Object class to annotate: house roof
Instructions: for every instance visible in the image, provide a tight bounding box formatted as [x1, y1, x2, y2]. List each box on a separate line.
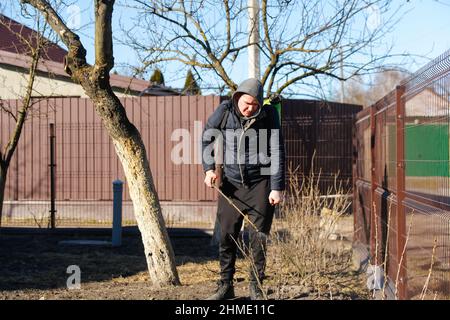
[0, 14, 149, 94]
[140, 84, 181, 96]
[0, 49, 149, 94]
[0, 14, 67, 63]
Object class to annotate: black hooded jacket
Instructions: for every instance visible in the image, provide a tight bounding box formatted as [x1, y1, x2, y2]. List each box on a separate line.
[201, 80, 286, 191]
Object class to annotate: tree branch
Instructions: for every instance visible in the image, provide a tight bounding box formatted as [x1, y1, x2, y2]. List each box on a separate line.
[276, 71, 316, 95]
[142, 56, 214, 69]
[94, 0, 115, 81]
[20, 0, 89, 77]
[218, 0, 231, 63]
[261, 0, 273, 55]
[0, 101, 17, 122]
[3, 40, 41, 165]
[126, 0, 403, 95]
[132, 0, 238, 90]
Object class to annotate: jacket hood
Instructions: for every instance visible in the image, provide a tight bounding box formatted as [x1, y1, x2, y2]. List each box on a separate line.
[232, 78, 264, 120]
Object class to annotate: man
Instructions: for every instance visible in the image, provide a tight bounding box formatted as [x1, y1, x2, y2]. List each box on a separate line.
[201, 78, 286, 300]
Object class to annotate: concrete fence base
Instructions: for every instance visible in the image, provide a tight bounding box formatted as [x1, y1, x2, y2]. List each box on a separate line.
[1, 200, 217, 229]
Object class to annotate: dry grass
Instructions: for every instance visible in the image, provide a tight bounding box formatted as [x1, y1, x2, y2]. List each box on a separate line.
[225, 166, 368, 300]
[267, 168, 366, 299]
[0, 166, 369, 300]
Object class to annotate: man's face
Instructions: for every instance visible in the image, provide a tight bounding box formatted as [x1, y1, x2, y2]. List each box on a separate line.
[237, 94, 260, 117]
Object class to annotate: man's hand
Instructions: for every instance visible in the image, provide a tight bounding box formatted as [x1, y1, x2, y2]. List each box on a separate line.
[268, 190, 283, 206]
[204, 170, 217, 188]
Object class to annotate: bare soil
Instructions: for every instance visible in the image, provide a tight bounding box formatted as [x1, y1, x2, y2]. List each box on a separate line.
[0, 230, 369, 300]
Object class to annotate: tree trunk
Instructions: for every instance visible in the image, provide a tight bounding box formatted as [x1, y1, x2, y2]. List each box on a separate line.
[0, 164, 7, 228]
[21, 0, 181, 286]
[93, 94, 180, 286]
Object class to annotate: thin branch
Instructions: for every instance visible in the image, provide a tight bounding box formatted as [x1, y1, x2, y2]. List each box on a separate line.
[0, 101, 17, 122]
[20, 0, 89, 76]
[219, 0, 231, 62]
[124, 0, 405, 95]
[136, 0, 237, 89]
[261, 0, 273, 55]
[143, 56, 213, 69]
[4, 33, 42, 165]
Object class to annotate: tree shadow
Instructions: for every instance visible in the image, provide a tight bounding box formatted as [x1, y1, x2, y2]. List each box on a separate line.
[0, 227, 217, 292]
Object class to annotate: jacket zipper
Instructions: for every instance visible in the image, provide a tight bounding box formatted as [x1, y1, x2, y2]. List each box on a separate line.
[237, 118, 257, 186]
[237, 121, 245, 185]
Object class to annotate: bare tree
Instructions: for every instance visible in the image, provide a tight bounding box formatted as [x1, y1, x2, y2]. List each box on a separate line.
[0, 11, 47, 227]
[338, 69, 410, 107]
[120, 0, 406, 96]
[18, 0, 180, 286]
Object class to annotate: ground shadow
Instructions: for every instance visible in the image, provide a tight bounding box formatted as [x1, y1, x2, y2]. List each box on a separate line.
[0, 227, 217, 292]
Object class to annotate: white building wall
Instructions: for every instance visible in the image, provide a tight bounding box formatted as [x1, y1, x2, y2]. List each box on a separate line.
[0, 65, 138, 99]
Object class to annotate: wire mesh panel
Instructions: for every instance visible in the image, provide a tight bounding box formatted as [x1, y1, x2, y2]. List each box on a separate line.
[283, 100, 362, 196]
[354, 49, 450, 299]
[401, 49, 450, 299]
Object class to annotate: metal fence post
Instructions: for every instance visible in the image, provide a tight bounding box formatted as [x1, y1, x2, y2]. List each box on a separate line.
[367, 102, 385, 291]
[370, 105, 377, 265]
[49, 123, 56, 229]
[352, 113, 358, 242]
[112, 180, 123, 247]
[395, 85, 407, 299]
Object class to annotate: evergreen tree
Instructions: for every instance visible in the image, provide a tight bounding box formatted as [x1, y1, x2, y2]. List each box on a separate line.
[150, 69, 165, 86]
[183, 70, 201, 95]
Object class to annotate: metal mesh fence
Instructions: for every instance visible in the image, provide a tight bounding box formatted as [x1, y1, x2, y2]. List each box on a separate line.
[354, 49, 450, 299]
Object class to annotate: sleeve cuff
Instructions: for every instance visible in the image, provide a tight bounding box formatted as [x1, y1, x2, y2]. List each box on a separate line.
[203, 164, 215, 174]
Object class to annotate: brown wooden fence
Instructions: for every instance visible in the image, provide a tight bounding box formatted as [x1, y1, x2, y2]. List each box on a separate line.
[353, 49, 450, 299]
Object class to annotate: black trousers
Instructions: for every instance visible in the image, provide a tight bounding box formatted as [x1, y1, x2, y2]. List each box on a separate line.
[217, 176, 275, 282]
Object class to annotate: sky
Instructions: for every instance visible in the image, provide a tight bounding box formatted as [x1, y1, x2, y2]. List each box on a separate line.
[2, 0, 450, 97]
[390, 0, 450, 66]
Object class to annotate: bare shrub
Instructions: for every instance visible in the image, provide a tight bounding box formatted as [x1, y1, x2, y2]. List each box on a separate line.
[225, 163, 364, 300]
[266, 165, 355, 299]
